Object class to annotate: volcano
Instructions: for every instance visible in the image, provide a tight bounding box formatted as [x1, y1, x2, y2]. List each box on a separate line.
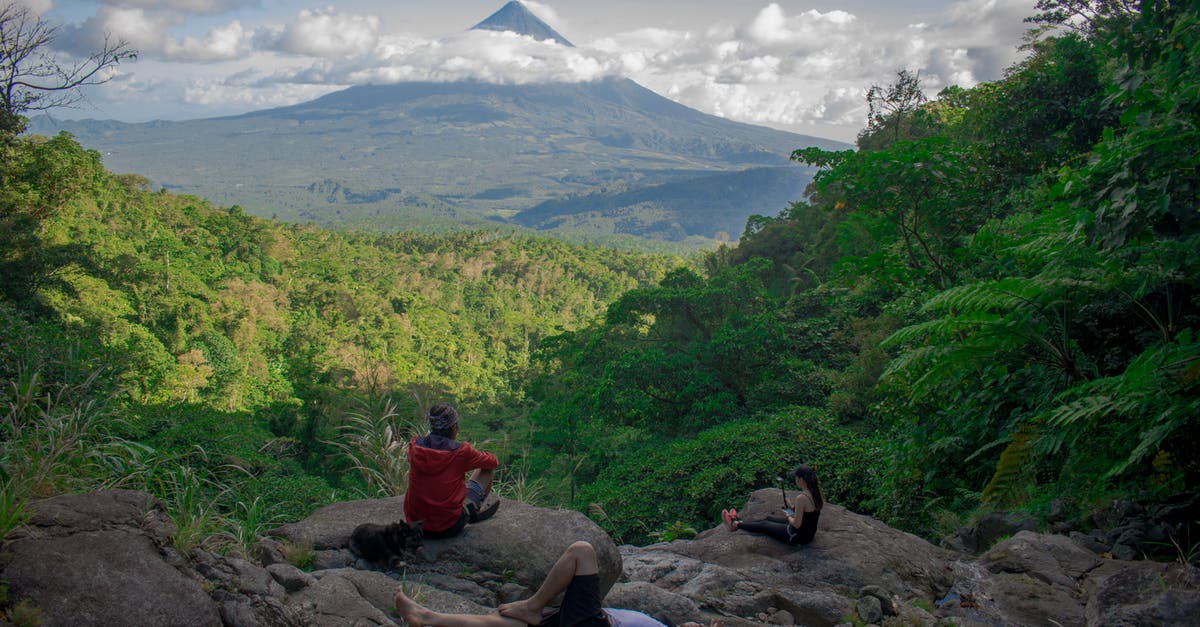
[29, 3, 846, 247]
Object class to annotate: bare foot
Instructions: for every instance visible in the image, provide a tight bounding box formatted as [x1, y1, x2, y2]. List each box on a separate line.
[497, 599, 544, 625]
[394, 586, 432, 626]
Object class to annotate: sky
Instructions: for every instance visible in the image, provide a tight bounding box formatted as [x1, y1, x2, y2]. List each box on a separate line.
[26, 0, 1040, 142]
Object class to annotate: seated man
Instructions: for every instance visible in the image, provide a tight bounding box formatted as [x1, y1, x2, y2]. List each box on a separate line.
[404, 403, 500, 539]
[395, 541, 714, 626]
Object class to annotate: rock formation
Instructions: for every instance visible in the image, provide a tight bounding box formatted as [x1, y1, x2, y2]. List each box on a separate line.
[1, 487, 1198, 626]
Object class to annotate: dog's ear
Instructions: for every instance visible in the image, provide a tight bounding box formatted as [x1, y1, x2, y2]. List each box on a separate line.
[410, 519, 424, 531]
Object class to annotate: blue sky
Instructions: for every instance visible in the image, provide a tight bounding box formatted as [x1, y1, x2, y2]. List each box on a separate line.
[28, 0, 1039, 142]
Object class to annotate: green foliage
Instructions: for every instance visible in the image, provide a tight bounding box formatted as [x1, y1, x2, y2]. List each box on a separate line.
[579, 408, 882, 545]
[327, 396, 420, 498]
[649, 520, 697, 543]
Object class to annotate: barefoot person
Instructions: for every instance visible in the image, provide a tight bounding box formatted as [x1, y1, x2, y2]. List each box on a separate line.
[395, 541, 714, 626]
[721, 464, 823, 546]
[405, 403, 500, 539]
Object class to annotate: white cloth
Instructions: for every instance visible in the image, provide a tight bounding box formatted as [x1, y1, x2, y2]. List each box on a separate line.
[604, 608, 668, 627]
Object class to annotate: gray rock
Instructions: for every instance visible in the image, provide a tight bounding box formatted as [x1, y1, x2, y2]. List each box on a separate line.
[1085, 560, 1200, 625]
[286, 570, 399, 626]
[1092, 500, 1144, 528]
[605, 581, 702, 620]
[856, 595, 883, 624]
[406, 572, 494, 607]
[312, 548, 355, 570]
[1069, 530, 1110, 554]
[194, 551, 285, 598]
[497, 582, 527, 603]
[5, 487, 1193, 627]
[267, 563, 317, 592]
[982, 531, 1100, 588]
[270, 496, 406, 550]
[0, 491, 220, 627]
[1110, 542, 1138, 561]
[775, 588, 855, 627]
[420, 499, 622, 597]
[272, 496, 621, 599]
[680, 489, 960, 600]
[858, 585, 894, 615]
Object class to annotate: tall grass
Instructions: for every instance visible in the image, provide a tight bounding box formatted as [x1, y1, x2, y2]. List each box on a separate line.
[0, 361, 146, 538]
[327, 396, 420, 498]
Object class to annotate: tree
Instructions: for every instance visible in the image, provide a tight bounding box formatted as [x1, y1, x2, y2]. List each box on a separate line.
[0, 3, 136, 138]
[858, 69, 929, 149]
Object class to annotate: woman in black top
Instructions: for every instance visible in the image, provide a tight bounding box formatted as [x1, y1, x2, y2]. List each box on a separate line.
[722, 464, 823, 545]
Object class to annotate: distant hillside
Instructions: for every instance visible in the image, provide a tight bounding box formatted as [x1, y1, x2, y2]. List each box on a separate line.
[30, 78, 845, 247]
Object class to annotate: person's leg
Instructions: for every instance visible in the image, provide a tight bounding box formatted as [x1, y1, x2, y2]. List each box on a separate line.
[498, 541, 599, 624]
[736, 518, 794, 544]
[394, 587, 526, 627]
[470, 468, 495, 498]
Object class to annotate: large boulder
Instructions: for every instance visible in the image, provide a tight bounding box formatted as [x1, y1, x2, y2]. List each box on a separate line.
[270, 495, 406, 550]
[1084, 559, 1200, 625]
[0, 490, 220, 627]
[270, 495, 622, 599]
[674, 489, 962, 600]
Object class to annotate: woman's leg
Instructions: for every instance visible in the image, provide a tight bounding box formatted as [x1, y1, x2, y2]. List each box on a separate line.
[736, 518, 794, 544]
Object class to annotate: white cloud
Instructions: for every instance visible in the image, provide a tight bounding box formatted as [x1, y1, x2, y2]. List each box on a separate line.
[164, 20, 250, 61]
[57, 0, 1037, 142]
[17, 0, 54, 15]
[61, 6, 174, 56]
[101, 0, 257, 16]
[274, 8, 381, 58]
[183, 77, 340, 108]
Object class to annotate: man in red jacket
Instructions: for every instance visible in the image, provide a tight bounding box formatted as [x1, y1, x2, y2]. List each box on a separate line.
[404, 403, 500, 538]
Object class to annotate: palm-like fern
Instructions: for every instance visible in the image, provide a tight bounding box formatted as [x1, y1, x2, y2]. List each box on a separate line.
[1045, 331, 1200, 478]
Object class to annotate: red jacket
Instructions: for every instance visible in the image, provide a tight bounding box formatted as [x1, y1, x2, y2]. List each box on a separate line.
[404, 437, 498, 532]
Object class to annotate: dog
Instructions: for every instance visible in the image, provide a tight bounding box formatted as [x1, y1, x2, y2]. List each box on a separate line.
[347, 520, 424, 569]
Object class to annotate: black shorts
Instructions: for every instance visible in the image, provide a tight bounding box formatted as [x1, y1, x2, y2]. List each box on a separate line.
[539, 574, 608, 627]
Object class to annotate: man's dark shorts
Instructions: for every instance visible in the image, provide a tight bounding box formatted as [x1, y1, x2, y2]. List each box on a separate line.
[539, 574, 608, 627]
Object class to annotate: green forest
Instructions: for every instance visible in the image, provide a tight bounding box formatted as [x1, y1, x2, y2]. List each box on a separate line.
[2, 0, 1197, 557]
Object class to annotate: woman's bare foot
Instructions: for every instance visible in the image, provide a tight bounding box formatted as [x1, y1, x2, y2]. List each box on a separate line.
[395, 586, 433, 626]
[497, 599, 544, 625]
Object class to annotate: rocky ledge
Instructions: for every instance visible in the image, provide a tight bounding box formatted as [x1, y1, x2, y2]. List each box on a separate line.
[1, 488, 1197, 626]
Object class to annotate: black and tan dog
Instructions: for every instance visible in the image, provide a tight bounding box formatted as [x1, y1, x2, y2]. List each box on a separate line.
[347, 520, 424, 569]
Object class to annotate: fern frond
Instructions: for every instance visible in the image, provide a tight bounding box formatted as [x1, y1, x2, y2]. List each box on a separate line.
[981, 427, 1034, 507]
[1109, 417, 1185, 478]
[881, 345, 945, 381]
[921, 276, 1096, 314]
[881, 311, 1004, 348]
[1046, 395, 1115, 427]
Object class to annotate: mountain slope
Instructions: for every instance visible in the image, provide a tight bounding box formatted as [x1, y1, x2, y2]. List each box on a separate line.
[472, 1, 573, 46]
[31, 77, 843, 244]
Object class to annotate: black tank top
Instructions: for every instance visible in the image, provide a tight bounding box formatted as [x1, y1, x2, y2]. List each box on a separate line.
[793, 509, 820, 545]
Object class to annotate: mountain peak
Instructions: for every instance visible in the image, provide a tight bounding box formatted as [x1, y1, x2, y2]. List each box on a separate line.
[471, 1, 573, 47]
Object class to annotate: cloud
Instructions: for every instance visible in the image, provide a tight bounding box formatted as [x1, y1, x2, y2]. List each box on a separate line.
[164, 20, 250, 61]
[183, 76, 340, 109]
[273, 8, 381, 58]
[101, 0, 258, 16]
[60, 6, 174, 57]
[61, 0, 1037, 142]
